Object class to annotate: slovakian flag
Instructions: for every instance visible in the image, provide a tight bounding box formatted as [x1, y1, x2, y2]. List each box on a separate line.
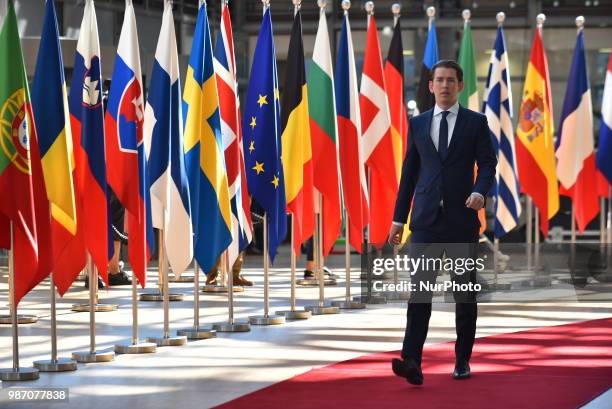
[335, 8, 369, 253]
[183, 3, 232, 273]
[416, 16, 438, 113]
[144, 0, 193, 276]
[281, 8, 314, 256]
[307, 6, 341, 257]
[214, 1, 253, 266]
[515, 25, 559, 236]
[556, 26, 599, 233]
[0, 0, 51, 304]
[104, 0, 151, 287]
[360, 13, 397, 247]
[483, 24, 521, 238]
[383, 14, 408, 224]
[31, 0, 75, 293]
[597, 52, 612, 186]
[243, 5, 287, 262]
[67, 0, 111, 284]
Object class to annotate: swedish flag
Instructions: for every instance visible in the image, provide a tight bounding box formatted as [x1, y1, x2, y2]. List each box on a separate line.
[183, 3, 232, 272]
[243, 6, 286, 262]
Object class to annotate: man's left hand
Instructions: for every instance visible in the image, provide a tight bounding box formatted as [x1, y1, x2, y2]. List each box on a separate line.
[465, 193, 485, 210]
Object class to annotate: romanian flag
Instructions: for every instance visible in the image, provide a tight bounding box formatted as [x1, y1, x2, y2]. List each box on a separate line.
[307, 6, 341, 257]
[105, 0, 151, 286]
[183, 3, 232, 273]
[360, 14, 397, 246]
[0, 0, 51, 304]
[281, 8, 314, 256]
[515, 26, 559, 236]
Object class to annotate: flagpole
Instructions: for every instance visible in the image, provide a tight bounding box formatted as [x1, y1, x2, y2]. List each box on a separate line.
[0, 222, 39, 380]
[250, 213, 286, 325]
[526, 197, 533, 272]
[214, 250, 251, 331]
[140, 238, 184, 301]
[178, 261, 217, 339]
[608, 187, 612, 243]
[332, 209, 366, 309]
[72, 254, 115, 362]
[147, 230, 187, 346]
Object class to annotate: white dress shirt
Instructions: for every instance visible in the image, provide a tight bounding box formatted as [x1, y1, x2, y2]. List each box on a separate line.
[430, 102, 460, 151]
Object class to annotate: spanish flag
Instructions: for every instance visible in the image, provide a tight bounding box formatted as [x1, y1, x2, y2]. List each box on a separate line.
[516, 27, 559, 235]
[281, 9, 314, 255]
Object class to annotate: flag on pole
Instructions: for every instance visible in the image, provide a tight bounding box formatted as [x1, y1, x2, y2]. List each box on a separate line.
[214, 1, 253, 266]
[31, 0, 77, 290]
[335, 9, 369, 252]
[515, 25, 559, 236]
[183, 3, 232, 273]
[307, 7, 341, 257]
[597, 52, 612, 184]
[281, 8, 314, 256]
[144, 0, 193, 275]
[457, 12, 487, 234]
[556, 25, 599, 232]
[105, 0, 151, 286]
[0, 0, 50, 304]
[360, 13, 397, 246]
[483, 24, 521, 238]
[416, 17, 438, 113]
[243, 6, 286, 262]
[67, 0, 111, 283]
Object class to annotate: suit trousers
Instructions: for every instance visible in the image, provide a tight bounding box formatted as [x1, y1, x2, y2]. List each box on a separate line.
[401, 207, 479, 365]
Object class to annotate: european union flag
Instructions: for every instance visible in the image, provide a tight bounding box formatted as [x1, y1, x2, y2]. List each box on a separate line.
[242, 7, 286, 262]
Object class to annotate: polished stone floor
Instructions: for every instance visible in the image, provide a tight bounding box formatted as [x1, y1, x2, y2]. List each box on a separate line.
[0, 245, 611, 409]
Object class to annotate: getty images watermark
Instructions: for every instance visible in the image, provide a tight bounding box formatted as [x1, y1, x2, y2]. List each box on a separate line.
[371, 254, 486, 293]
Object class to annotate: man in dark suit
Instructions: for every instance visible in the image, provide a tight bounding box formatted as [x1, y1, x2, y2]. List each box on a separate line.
[388, 60, 497, 385]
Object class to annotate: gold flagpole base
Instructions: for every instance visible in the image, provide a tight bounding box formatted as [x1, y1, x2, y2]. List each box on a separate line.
[0, 367, 39, 381]
[169, 275, 194, 283]
[71, 304, 118, 312]
[352, 295, 387, 305]
[138, 292, 184, 302]
[248, 314, 285, 325]
[176, 327, 217, 340]
[275, 309, 311, 320]
[331, 300, 366, 309]
[71, 350, 115, 363]
[146, 335, 187, 347]
[212, 321, 251, 332]
[304, 305, 340, 315]
[0, 314, 38, 325]
[201, 285, 244, 293]
[33, 357, 77, 372]
[114, 341, 157, 354]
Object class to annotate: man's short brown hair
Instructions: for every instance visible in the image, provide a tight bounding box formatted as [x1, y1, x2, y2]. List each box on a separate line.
[430, 60, 463, 82]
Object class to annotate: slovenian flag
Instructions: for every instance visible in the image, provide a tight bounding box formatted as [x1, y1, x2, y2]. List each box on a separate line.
[144, 0, 193, 275]
[556, 26, 599, 233]
[105, 0, 151, 286]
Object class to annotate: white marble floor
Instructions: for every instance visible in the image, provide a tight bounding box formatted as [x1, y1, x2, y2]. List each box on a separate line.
[0, 246, 611, 409]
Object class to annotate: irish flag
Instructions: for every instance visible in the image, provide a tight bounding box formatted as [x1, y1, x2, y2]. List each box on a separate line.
[307, 7, 341, 257]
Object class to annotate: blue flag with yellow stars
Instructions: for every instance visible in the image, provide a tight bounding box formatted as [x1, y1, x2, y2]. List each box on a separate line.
[242, 6, 286, 263]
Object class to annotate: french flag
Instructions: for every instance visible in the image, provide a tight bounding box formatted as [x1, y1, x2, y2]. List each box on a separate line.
[67, 0, 111, 282]
[105, 1, 151, 286]
[143, 0, 193, 276]
[556, 26, 599, 233]
[596, 52, 612, 186]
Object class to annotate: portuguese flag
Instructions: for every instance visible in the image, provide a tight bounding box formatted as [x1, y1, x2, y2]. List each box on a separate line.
[307, 8, 341, 256]
[281, 9, 314, 255]
[0, 0, 51, 304]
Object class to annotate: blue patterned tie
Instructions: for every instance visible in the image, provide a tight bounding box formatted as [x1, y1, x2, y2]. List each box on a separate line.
[438, 111, 450, 161]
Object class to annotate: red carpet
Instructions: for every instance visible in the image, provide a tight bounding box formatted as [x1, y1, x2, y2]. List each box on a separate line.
[215, 318, 612, 409]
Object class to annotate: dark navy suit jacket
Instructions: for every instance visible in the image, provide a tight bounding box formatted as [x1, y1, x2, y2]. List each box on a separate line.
[392, 105, 497, 238]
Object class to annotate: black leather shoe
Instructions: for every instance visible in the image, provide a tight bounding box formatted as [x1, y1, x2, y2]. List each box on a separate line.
[84, 276, 105, 289]
[108, 271, 132, 286]
[392, 358, 423, 385]
[453, 361, 471, 380]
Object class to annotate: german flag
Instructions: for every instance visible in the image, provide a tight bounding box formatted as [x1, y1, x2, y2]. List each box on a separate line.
[281, 9, 314, 255]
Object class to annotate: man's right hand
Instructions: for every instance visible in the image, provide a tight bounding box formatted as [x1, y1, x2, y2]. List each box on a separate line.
[388, 223, 404, 246]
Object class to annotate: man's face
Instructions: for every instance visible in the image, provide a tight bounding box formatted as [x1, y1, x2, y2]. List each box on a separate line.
[428, 67, 464, 106]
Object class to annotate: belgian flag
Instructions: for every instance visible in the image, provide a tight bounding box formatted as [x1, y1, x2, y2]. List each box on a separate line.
[281, 9, 314, 255]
